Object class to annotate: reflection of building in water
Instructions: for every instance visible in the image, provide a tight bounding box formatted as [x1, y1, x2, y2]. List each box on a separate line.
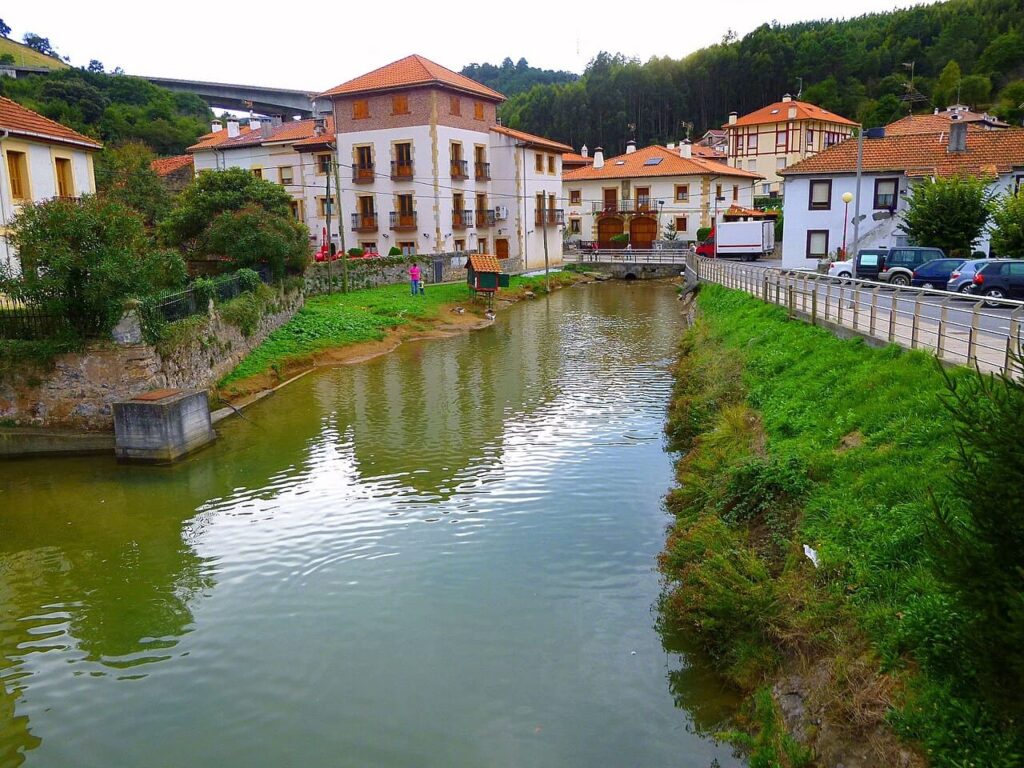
[0, 676, 41, 767]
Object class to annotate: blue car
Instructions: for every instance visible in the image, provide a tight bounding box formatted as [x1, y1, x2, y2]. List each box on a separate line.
[911, 258, 966, 290]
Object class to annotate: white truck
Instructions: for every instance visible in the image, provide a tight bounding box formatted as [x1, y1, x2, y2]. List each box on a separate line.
[696, 220, 775, 261]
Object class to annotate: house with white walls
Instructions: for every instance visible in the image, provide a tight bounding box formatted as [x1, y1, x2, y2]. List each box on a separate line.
[778, 120, 1024, 270]
[562, 142, 762, 248]
[188, 116, 337, 249]
[725, 95, 856, 197]
[0, 96, 101, 274]
[315, 54, 571, 269]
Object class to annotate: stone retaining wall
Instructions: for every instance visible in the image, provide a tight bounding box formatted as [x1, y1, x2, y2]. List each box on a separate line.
[0, 290, 303, 431]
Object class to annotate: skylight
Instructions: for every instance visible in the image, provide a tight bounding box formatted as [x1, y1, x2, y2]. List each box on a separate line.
[615, 160, 626, 165]
[643, 157, 663, 166]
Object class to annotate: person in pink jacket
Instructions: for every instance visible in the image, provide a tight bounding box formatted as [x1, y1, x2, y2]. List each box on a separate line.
[409, 262, 422, 295]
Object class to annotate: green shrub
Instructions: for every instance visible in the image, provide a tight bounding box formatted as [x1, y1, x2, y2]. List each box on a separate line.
[697, 226, 712, 243]
[236, 268, 261, 293]
[718, 455, 810, 526]
[347, 247, 364, 257]
[192, 277, 216, 308]
[388, 246, 403, 256]
[610, 233, 629, 244]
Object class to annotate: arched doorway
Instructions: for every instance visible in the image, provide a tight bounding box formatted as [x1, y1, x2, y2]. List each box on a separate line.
[629, 216, 658, 250]
[598, 216, 624, 249]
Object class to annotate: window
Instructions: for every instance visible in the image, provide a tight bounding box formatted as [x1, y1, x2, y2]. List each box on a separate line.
[54, 157, 74, 198]
[397, 193, 414, 216]
[288, 200, 302, 220]
[674, 184, 689, 202]
[279, 166, 294, 185]
[806, 230, 829, 259]
[547, 155, 555, 174]
[808, 179, 832, 210]
[636, 186, 651, 210]
[454, 239, 465, 251]
[732, 184, 738, 202]
[776, 129, 787, 149]
[477, 238, 488, 253]
[746, 133, 757, 151]
[450, 96, 461, 116]
[391, 94, 409, 115]
[569, 189, 581, 205]
[316, 154, 332, 175]
[805, 128, 814, 147]
[874, 178, 898, 209]
[317, 196, 336, 217]
[675, 216, 688, 232]
[355, 145, 373, 170]
[535, 153, 544, 172]
[776, 157, 786, 170]
[6, 151, 28, 200]
[715, 184, 723, 200]
[398, 241, 416, 255]
[251, 168, 263, 180]
[474, 101, 484, 120]
[569, 218, 581, 234]
[353, 100, 369, 119]
[361, 242, 378, 253]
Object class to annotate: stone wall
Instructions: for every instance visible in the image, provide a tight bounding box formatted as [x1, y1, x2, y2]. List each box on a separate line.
[305, 253, 524, 295]
[0, 290, 303, 431]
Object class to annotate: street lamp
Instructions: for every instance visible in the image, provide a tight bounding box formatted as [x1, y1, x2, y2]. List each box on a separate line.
[841, 191, 854, 257]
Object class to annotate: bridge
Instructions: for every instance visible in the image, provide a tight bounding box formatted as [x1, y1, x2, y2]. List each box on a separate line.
[563, 248, 690, 280]
[139, 76, 326, 118]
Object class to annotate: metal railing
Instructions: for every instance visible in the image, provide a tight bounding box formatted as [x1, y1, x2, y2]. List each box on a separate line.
[452, 209, 473, 229]
[534, 209, 565, 226]
[590, 199, 659, 215]
[475, 162, 490, 181]
[390, 211, 417, 230]
[475, 209, 496, 227]
[0, 293, 67, 339]
[688, 254, 1024, 377]
[351, 213, 379, 232]
[564, 248, 693, 264]
[451, 160, 468, 179]
[352, 164, 375, 183]
[390, 161, 414, 180]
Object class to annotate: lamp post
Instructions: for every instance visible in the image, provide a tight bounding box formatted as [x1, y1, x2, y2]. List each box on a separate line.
[841, 190, 854, 257]
[713, 195, 726, 259]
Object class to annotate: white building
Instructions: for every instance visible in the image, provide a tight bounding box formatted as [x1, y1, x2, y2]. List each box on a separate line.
[316, 54, 570, 269]
[779, 120, 1024, 270]
[0, 96, 101, 274]
[563, 142, 762, 247]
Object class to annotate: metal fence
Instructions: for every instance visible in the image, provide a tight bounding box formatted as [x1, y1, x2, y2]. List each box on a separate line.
[0, 294, 67, 340]
[151, 271, 261, 323]
[687, 254, 1024, 377]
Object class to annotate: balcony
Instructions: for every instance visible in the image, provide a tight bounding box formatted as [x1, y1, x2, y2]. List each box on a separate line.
[450, 160, 468, 180]
[391, 161, 414, 180]
[475, 209, 496, 228]
[535, 209, 565, 226]
[591, 199, 659, 215]
[352, 164, 375, 183]
[452, 209, 473, 229]
[351, 212, 378, 232]
[475, 162, 490, 181]
[390, 211, 418, 231]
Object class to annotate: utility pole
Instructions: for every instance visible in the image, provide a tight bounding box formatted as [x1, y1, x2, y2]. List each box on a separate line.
[852, 126, 864, 253]
[541, 193, 550, 292]
[331, 150, 348, 293]
[325, 156, 333, 294]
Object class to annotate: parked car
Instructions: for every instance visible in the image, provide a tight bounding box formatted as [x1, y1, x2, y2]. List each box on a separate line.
[946, 258, 1006, 294]
[910, 258, 965, 289]
[855, 247, 947, 285]
[968, 260, 1024, 303]
[828, 249, 884, 279]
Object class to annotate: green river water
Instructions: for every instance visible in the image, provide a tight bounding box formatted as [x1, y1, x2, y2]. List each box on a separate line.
[0, 282, 742, 768]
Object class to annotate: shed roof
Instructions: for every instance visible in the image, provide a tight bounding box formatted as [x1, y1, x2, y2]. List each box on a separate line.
[466, 253, 502, 273]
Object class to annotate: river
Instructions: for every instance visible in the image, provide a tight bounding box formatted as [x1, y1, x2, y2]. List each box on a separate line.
[0, 282, 741, 768]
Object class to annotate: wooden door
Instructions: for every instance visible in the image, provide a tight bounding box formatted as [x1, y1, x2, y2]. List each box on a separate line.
[603, 188, 618, 212]
[496, 238, 509, 259]
[629, 216, 657, 249]
[598, 217, 623, 249]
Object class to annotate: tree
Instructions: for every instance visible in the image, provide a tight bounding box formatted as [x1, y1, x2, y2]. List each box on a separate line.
[0, 197, 184, 339]
[95, 142, 171, 228]
[899, 175, 993, 256]
[160, 169, 308, 278]
[990, 189, 1024, 259]
[933, 60, 962, 108]
[0, 19, 10, 38]
[22, 33, 59, 59]
[87, 60, 105, 73]
[663, 220, 678, 241]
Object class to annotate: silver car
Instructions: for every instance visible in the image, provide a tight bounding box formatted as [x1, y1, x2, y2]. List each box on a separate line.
[946, 259, 1008, 294]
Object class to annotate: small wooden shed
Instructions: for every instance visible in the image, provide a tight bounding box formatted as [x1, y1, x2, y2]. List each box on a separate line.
[465, 254, 510, 294]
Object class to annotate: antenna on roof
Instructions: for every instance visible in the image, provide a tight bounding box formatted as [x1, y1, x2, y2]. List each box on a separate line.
[796, 77, 803, 99]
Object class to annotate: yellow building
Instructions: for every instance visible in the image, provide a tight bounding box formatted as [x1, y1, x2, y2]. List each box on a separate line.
[724, 95, 856, 197]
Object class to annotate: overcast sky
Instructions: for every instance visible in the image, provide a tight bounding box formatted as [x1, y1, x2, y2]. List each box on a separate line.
[8, 0, 925, 92]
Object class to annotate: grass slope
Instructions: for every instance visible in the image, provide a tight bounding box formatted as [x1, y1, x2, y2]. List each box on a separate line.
[0, 37, 68, 69]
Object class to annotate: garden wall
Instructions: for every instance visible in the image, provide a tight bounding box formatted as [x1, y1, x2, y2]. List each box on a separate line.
[0, 290, 303, 431]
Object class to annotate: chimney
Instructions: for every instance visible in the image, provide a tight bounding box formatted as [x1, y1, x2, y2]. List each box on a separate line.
[271, 115, 283, 128]
[667, 142, 676, 150]
[581, 144, 588, 158]
[782, 93, 792, 102]
[728, 112, 737, 125]
[313, 117, 326, 137]
[625, 140, 636, 154]
[934, 107, 940, 115]
[680, 140, 692, 159]
[949, 121, 968, 153]
[226, 120, 240, 138]
[593, 147, 605, 169]
[788, 105, 797, 120]
[211, 119, 223, 133]
[249, 118, 262, 131]
[261, 122, 273, 140]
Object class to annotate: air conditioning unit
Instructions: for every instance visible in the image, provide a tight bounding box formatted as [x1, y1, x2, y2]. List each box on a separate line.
[494, 205, 509, 220]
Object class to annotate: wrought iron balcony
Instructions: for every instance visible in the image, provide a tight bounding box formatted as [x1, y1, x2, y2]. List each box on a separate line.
[475, 209, 496, 227]
[452, 209, 473, 229]
[591, 199, 658, 215]
[451, 160, 468, 180]
[390, 211, 418, 231]
[351, 212, 378, 232]
[535, 209, 565, 226]
[474, 162, 490, 181]
[352, 164, 375, 183]
[391, 161, 414, 180]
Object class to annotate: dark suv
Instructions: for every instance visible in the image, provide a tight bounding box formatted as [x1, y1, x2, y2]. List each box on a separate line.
[855, 247, 947, 285]
[969, 260, 1024, 303]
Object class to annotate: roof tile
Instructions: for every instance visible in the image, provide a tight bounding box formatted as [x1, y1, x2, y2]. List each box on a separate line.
[0, 96, 101, 149]
[150, 155, 193, 176]
[490, 125, 572, 153]
[564, 144, 761, 181]
[726, 99, 857, 129]
[321, 55, 504, 102]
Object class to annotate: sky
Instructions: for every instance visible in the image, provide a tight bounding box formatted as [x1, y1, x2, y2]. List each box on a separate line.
[7, 0, 927, 92]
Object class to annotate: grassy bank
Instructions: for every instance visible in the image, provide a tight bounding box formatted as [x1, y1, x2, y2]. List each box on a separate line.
[219, 272, 579, 391]
[660, 284, 1022, 767]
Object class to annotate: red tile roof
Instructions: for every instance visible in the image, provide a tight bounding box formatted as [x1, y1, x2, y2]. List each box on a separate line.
[562, 151, 594, 168]
[780, 128, 1024, 178]
[466, 253, 502, 273]
[884, 114, 989, 136]
[490, 125, 572, 153]
[724, 204, 778, 219]
[0, 96, 101, 149]
[189, 117, 335, 153]
[321, 55, 505, 102]
[726, 98, 857, 129]
[188, 124, 256, 151]
[150, 155, 193, 177]
[564, 144, 762, 181]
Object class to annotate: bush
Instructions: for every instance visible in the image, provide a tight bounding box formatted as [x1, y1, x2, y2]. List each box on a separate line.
[192, 277, 216, 308]
[990, 189, 1024, 259]
[610, 233, 630, 244]
[388, 246, 403, 256]
[236, 268, 261, 294]
[697, 226, 712, 243]
[348, 248, 364, 257]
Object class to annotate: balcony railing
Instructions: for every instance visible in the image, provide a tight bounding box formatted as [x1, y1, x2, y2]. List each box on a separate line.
[475, 162, 490, 181]
[390, 211, 418, 231]
[452, 209, 473, 229]
[535, 209, 565, 226]
[391, 161, 414, 180]
[352, 164, 375, 183]
[591, 199, 659, 215]
[351, 212, 378, 232]
[475, 209, 496, 227]
[451, 160, 468, 179]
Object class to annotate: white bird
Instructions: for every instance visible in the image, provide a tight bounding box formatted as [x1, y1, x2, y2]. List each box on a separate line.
[452, 306, 465, 314]
[485, 310, 496, 320]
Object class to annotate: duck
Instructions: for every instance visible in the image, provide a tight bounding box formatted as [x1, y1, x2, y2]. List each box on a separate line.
[452, 306, 465, 314]
[484, 310, 496, 320]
